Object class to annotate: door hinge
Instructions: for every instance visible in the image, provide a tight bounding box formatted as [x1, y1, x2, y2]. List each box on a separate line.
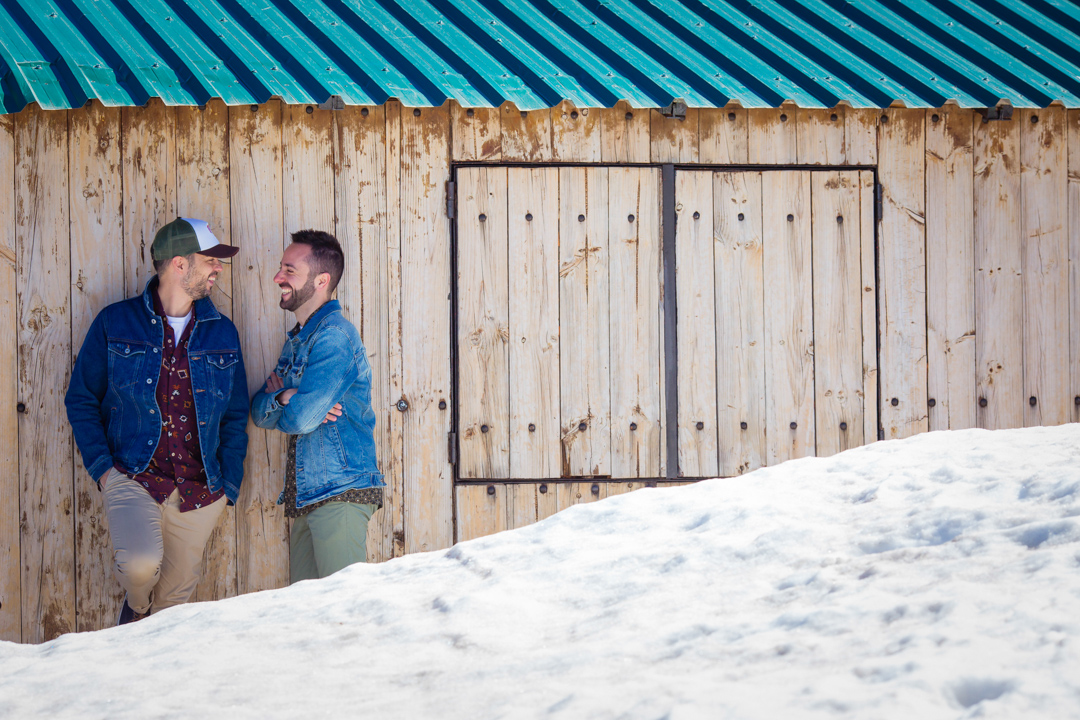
[446, 180, 456, 220]
[875, 182, 884, 220]
[447, 431, 457, 466]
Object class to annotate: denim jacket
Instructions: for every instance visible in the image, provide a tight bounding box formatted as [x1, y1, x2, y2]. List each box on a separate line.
[250, 300, 383, 508]
[65, 278, 250, 503]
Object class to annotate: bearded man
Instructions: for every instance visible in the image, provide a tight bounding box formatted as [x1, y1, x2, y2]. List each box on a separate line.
[66, 217, 249, 624]
[251, 229, 383, 582]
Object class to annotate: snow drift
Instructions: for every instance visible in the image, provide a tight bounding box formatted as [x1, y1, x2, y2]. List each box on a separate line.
[2, 426, 1078, 719]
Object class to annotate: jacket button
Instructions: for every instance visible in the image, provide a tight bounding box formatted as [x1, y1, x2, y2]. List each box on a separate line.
[146, 378, 153, 384]
[147, 440, 153, 445]
[149, 410, 155, 414]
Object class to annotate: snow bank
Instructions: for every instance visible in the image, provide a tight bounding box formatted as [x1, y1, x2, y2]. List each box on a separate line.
[2, 426, 1078, 719]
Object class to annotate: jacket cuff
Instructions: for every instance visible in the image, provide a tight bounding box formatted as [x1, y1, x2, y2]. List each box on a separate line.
[86, 457, 115, 486]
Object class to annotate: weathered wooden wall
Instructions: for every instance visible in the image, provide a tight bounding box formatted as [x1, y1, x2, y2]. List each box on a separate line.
[1, 101, 1077, 643]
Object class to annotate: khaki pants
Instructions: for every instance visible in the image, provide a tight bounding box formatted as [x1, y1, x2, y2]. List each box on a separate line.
[101, 468, 226, 615]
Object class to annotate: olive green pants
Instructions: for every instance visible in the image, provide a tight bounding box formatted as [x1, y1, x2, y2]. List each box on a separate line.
[290, 502, 376, 583]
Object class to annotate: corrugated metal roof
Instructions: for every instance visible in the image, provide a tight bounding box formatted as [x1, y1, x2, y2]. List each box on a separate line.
[0, 0, 1077, 113]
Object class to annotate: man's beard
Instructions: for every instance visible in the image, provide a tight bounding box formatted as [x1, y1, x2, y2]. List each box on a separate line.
[182, 264, 213, 301]
[279, 275, 316, 311]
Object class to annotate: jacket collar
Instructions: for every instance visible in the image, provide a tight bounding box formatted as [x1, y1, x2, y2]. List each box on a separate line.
[141, 276, 221, 323]
[289, 299, 340, 342]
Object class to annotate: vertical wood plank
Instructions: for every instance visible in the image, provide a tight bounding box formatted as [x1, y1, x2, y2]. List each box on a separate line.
[536, 482, 558, 522]
[925, 109, 976, 431]
[230, 100, 289, 594]
[1070, 109, 1080, 424]
[454, 484, 505, 543]
[456, 166, 510, 478]
[501, 103, 552, 162]
[17, 105, 74, 642]
[508, 167, 560, 478]
[559, 167, 611, 477]
[69, 102, 125, 632]
[401, 105, 453, 552]
[385, 101, 406, 557]
[283, 104, 335, 233]
[812, 171, 864, 455]
[651, 108, 700, 163]
[551, 100, 600, 162]
[699, 107, 749, 164]
[878, 109, 929, 439]
[600, 101, 650, 163]
[609, 167, 662, 478]
[675, 170, 718, 477]
[748, 107, 796, 164]
[122, 99, 175, 296]
[0, 113, 19, 642]
[762, 170, 815, 463]
[450, 101, 501, 162]
[845, 108, 879, 166]
[505, 483, 538, 530]
[332, 105, 394, 561]
[796, 107, 845, 165]
[1021, 107, 1069, 427]
[713, 171, 765, 475]
[176, 100, 237, 603]
[974, 116, 1024, 430]
[859, 171, 879, 443]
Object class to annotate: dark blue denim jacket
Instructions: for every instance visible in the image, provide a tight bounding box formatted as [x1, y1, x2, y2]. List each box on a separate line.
[250, 300, 383, 508]
[65, 278, 249, 503]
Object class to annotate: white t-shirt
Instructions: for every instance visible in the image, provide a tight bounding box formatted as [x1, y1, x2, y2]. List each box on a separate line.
[166, 310, 192, 342]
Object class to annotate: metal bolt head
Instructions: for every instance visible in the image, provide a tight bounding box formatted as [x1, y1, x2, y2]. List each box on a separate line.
[481, 424, 489, 433]
[737, 213, 745, 221]
[728, 112, 736, 121]
[414, 108, 421, 117]
[1031, 115, 1039, 124]
[525, 213, 533, 221]
[627, 214, 635, 223]
[831, 113, 838, 121]
[840, 421, 848, 431]
[891, 397, 899, 406]
[570, 110, 578, 119]
[478, 213, 487, 222]
[487, 485, 496, 496]
[740, 421, 747, 430]
[306, 106, 313, 114]
[396, 399, 409, 412]
[928, 398, 936, 407]
[780, 113, 788, 122]
[591, 483, 600, 495]
[250, 104, 258, 112]
[578, 214, 585, 222]
[578, 422, 587, 432]
[466, 108, 474, 117]
[16, 402, 25, 413]
[931, 113, 940, 123]
[539, 483, 548, 494]
[1075, 396, 1079, 406]
[361, 108, 369, 117]
[625, 111, 633, 120]
[528, 423, 536, 432]
[787, 214, 794, 222]
[693, 211, 701, 220]
[881, 114, 889, 123]
[1029, 396, 1037, 406]
[629, 422, 637, 431]
[980, 397, 988, 408]
[836, 215, 843, 224]
[696, 421, 704, 430]
[790, 422, 797, 430]
[438, 400, 447, 410]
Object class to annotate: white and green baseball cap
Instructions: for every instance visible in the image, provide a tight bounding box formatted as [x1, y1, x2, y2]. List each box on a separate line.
[151, 217, 238, 260]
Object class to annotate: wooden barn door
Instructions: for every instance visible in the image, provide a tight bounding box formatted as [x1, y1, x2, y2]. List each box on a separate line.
[675, 170, 878, 477]
[455, 166, 663, 481]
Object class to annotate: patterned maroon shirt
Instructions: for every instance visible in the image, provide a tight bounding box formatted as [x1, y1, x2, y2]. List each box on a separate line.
[120, 289, 225, 512]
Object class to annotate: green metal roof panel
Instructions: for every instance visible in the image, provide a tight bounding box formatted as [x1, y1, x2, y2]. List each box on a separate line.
[0, 0, 1077, 113]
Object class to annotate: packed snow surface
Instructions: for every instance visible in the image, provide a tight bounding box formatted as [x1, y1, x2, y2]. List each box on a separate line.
[2, 426, 1079, 719]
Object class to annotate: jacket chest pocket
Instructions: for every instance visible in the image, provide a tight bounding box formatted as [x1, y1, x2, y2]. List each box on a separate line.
[107, 341, 148, 390]
[204, 351, 239, 399]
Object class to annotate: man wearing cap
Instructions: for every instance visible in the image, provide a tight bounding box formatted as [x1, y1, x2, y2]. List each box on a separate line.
[66, 217, 249, 624]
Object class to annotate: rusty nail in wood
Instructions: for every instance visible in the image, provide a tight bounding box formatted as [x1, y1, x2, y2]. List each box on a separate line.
[928, 398, 936, 407]
[891, 397, 899, 406]
[831, 113, 838, 121]
[840, 421, 848, 431]
[740, 421, 747, 430]
[414, 108, 421, 116]
[696, 421, 704, 430]
[1030, 115, 1038, 124]
[693, 211, 701, 220]
[250, 105, 258, 112]
[525, 213, 533, 221]
[570, 111, 578, 119]
[1029, 396, 1037, 406]
[790, 422, 797, 430]
[487, 485, 495, 496]
[578, 214, 585, 222]
[931, 114, 940, 123]
[17, 402, 26, 413]
[780, 113, 788, 122]
[528, 423, 536, 432]
[881, 114, 889, 123]
[479, 213, 486, 222]
[628, 214, 635, 223]
[481, 424, 489, 433]
[396, 399, 409, 412]
[578, 422, 587, 431]
[787, 214, 794, 222]
[466, 108, 474, 117]
[306, 106, 313, 114]
[836, 215, 843, 224]
[438, 400, 447, 410]
[738, 213, 745, 221]
[980, 397, 988, 407]
[728, 112, 736, 121]
[630, 422, 637, 431]
[361, 108, 369, 117]
[625, 112, 633, 120]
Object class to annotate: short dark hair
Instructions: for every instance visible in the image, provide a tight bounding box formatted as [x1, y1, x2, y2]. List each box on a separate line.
[291, 230, 344, 294]
[154, 252, 196, 274]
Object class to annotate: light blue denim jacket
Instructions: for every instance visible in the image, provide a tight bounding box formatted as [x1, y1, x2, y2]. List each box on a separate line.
[250, 300, 383, 508]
